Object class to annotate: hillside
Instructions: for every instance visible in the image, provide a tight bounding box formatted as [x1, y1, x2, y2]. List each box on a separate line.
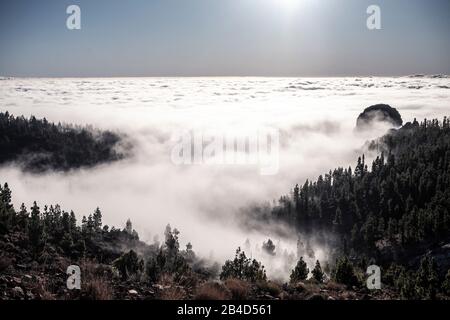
[1, 117, 450, 300]
[0, 112, 128, 172]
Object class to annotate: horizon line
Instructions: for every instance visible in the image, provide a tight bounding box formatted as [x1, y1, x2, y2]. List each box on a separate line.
[1, 74, 449, 79]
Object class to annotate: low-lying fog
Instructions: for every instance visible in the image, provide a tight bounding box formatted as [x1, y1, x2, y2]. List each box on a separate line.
[1, 76, 449, 280]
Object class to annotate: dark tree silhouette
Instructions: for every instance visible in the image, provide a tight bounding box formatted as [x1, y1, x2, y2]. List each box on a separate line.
[0, 112, 127, 172]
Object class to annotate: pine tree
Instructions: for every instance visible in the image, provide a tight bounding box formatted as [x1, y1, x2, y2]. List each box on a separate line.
[1, 183, 12, 209]
[81, 216, 88, 235]
[290, 257, 309, 283]
[87, 214, 94, 233]
[60, 233, 73, 253]
[184, 242, 195, 262]
[220, 247, 266, 282]
[262, 239, 276, 256]
[61, 211, 71, 234]
[17, 203, 29, 231]
[333, 207, 343, 233]
[442, 269, 450, 295]
[416, 256, 439, 299]
[312, 260, 324, 282]
[0, 183, 14, 232]
[125, 219, 133, 234]
[293, 184, 299, 212]
[28, 202, 46, 256]
[428, 257, 439, 299]
[92, 207, 102, 232]
[164, 224, 180, 257]
[69, 211, 77, 232]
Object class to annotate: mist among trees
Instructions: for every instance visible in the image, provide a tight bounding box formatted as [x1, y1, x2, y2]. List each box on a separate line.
[1, 115, 450, 299]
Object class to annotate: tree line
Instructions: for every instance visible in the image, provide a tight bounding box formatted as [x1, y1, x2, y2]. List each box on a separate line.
[0, 112, 126, 172]
[262, 117, 450, 258]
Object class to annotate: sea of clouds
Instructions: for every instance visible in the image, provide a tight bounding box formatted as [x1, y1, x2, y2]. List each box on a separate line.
[0, 76, 449, 279]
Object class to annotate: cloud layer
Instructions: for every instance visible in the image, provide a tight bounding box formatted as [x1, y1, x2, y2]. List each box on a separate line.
[0, 76, 449, 279]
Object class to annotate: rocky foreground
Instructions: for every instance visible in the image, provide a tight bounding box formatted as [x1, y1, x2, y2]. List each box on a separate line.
[0, 229, 401, 301]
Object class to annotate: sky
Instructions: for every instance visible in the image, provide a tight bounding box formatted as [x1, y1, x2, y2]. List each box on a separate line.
[0, 0, 449, 77]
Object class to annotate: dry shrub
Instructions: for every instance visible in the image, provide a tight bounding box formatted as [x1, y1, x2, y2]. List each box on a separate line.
[341, 290, 356, 300]
[256, 280, 282, 297]
[0, 255, 12, 272]
[325, 280, 346, 292]
[224, 278, 250, 300]
[158, 286, 186, 300]
[83, 277, 113, 300]
[177, 270, 199, 289]
[156, 274, 187, 300]
[33, 279, 55, 300]
[292, 281, 307, 292]
[195, 282, 231, 300]
[80, 259, 112, 278]
[80, 259, 113, 300]
[301, 279, 322, 294]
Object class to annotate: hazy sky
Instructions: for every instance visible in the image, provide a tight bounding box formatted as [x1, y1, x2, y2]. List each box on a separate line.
[0, 0, 449, 77]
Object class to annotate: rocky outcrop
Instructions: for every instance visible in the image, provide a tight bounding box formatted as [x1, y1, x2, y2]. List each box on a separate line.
[356, 104, 403, 130]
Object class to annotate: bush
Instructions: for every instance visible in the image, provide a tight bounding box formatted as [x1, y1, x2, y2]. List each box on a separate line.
[256, 280, 282, 297]
[383, 263, 404, 287]
[83, 277, 113, 300]
[442, 269, 450, 295]
[0, 255, 12, 272]
[224, 278, 250, 300]
[333, 256, 359, 287]
[80, 260, 113, 300]
[158, 286, 186, 300]
[415, 255, 439, 299]
[113, 250, 144, 280]
[195, 282, 231, 300]
[397, 270, 417, 299]
[32, 279, 55, 300]
[156, 274, 187, 300]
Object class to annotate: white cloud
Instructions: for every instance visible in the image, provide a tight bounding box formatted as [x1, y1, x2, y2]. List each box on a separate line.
[0, 76, 449, 279]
